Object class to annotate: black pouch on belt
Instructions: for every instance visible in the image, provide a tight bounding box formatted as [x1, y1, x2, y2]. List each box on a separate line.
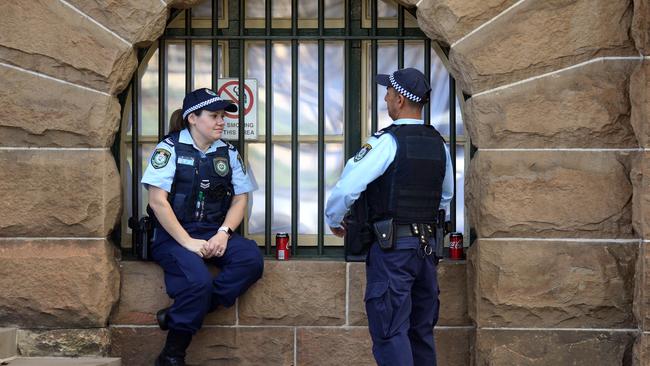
[373, 218, 395, 250]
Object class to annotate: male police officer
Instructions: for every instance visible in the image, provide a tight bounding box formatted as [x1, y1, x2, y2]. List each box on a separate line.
[325, 68, 453, 365]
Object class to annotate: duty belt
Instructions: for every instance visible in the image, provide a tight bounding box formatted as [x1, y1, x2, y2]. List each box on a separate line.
[394, 223, 434, 256]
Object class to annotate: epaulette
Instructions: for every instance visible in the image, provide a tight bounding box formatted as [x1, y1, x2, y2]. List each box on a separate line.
[162, 136, 175, 147]
[372, 130, 385, 138]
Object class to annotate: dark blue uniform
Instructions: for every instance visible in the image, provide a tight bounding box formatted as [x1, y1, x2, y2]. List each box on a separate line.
[142, 128, 264, 334]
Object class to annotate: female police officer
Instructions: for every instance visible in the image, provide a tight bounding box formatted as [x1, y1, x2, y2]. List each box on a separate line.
[141, 88, 264, 366]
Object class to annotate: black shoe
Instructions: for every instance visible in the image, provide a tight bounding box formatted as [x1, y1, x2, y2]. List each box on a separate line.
[156, 307, 170, 331]
[155, 353, 185, 366]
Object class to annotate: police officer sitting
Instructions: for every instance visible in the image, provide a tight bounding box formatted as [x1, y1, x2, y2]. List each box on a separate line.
[325, 68, 454, 366]
[141, 88, 264, 366]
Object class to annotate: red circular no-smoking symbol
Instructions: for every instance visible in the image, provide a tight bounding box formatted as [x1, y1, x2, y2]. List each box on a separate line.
[217, 81, 254, 119]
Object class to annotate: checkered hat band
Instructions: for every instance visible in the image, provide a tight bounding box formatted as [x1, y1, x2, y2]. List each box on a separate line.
[389, 74, 422, 103]
[182, 96, 225, 119]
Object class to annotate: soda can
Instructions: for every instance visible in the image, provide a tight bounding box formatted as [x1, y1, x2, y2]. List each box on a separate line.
[449, 232, 463, 260]
[276, 232, 290, 261]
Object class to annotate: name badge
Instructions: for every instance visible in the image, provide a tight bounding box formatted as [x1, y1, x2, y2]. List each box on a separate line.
[178, 156, 195, 166]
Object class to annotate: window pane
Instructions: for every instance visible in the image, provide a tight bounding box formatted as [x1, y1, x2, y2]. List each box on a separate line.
[374, 43, 397, 131]
[167, 42, 185, 128]
[298, 143, 317, 234]
[299, 0, 344, 18]
[248, 143, 266, 235]
[325, 143, 344, 236]
[247, 0, 291, 18]
[325, 42, 344, 135]
[454, 145, 465, 235]
[193, 42, 212, 89]
[192, 0, 212, 18]
[140, 49, 159, 138]
[246, 42, 267, 134]
[272, 42, 292, 135]
[298, 42, 318, 135]
[273, 143, 292, 232]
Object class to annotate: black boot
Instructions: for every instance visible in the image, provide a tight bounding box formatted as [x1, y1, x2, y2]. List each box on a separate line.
[156, 307, 170, 331]
[155, 329, 192, 366]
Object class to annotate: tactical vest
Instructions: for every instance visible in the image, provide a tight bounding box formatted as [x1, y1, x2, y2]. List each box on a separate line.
[165, 131, 234, 226]
[366, 124, 446, 224]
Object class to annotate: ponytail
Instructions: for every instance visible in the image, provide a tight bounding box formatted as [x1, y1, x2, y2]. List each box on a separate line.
[168, 108, 186, 133]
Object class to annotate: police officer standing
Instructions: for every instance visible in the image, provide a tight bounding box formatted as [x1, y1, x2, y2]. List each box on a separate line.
[325, 68, 453, 366]
[141, 88, 264, 366]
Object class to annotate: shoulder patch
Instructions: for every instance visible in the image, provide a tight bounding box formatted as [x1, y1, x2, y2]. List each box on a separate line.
[354, 143, 373, 162]
[151, 148, 171, 169]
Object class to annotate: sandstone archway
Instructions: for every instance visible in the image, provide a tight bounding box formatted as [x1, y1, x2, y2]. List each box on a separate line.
[0, 0, 648, 363]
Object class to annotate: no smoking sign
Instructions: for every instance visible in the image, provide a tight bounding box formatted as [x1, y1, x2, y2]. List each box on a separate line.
[217, 78, 258, 141]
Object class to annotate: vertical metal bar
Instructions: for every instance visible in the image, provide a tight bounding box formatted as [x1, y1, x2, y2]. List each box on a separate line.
[238, 0, 245, 154]
[449, 75, 457, 232]
[130, 78, 140, 255]
[264, 0, 273, 255]
[291, 0, 298, 254]
[212, 0, 219, 89]
[317, 0, 325, 254]
[397, 5, 404, 69]
[424, 39, 431, 125]
[371, 0, 378, 133]
[158, 39, 166, 139]
[185, 9, 193, 94]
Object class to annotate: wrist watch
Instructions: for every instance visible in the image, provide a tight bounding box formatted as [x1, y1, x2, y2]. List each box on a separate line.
[218, 226, 233, 238]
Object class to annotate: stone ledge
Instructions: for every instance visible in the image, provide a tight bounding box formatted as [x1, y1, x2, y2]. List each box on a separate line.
[475, 329, 637, 365]
[110, 326, 293, 366]
[17, 329, 110, 357]
[474, 240, 637, 328]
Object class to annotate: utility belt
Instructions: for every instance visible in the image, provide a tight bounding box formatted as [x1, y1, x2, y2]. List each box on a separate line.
[372, 209, 447, 257]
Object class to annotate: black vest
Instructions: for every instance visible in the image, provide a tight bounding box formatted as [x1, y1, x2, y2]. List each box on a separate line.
[166, 131, 234, 226]
[366, 124, 446, 224]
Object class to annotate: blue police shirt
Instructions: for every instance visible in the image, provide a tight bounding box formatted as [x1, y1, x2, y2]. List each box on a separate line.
[141, 128, 256, 195]
[325, 118, 454, 228]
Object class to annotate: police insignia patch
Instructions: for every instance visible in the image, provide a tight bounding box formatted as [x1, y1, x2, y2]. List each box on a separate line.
[213, 157, 230, 176]
[151, 148, 171, 169]
[237, 153, 247, 175]
[354, 143, 372, 162]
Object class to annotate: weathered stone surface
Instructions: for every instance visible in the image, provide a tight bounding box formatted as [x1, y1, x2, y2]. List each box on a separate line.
[466, 244, 478, 325]
[17, 329, 110, 357]
[0, 150, 120, 237]
[110, 261, 235, 326]
[0, 240, 120, 328]
[66, 0, 169, 46]
[634, 241, 650, 331]
[633, 0, 650, 55]
[239, 261, 346, 326]
[475, 329, 636, 365]
[631, 152, 650, 240]
[111, 326, 294, 365]
[0, 66, 120, 148]
[449, 0, 637, 94]
[464, 59, 639, 148]
[631, 62, 650, 148]
[467, 151, 634, 238]
[633, 333, 650, 366]
[165, 0, 204, 8]
[476, 240, 637, 328]
[297, 327, 472, 366]
[0, 0, 137, 94]
[417, 0, 517, 45]
[348, 261, 469, 326]
[297, 328, 374, 366]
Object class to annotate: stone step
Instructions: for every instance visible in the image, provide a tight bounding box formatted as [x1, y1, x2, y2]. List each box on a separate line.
[0, 328, 17, 359]
[2, 357, 120, 366]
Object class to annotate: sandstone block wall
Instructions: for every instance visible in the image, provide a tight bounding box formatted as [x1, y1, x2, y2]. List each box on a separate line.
[415, 0, 649, 364]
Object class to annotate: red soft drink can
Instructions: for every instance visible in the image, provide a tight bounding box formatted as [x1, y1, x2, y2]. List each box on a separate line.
[276, 232, 290, 260]
[449, 232, 464, 260]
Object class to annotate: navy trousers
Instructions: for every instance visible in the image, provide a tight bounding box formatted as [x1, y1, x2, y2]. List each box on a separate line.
[152, 224, 264, 334]
[365, 237, 439, 366]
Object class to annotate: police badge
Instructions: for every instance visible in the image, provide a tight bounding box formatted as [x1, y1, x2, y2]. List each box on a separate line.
[213, 157, 230, 176]
[151, 148, 171, 169]
[354, 143, 372, 162]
